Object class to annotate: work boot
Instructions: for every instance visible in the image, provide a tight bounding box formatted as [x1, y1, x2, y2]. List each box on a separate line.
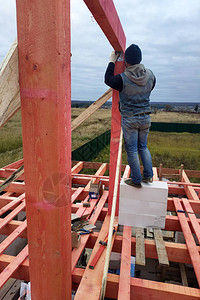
[142, 176, 153, 183]
[125, 179, 142, 188]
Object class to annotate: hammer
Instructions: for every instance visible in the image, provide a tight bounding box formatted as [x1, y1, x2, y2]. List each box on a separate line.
[99, 240, 107, 246]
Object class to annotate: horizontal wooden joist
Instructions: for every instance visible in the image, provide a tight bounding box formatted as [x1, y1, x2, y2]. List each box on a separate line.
[72, 268, 200, 300]
[2, 259, 199, 300]
[1, 203, 200, 238]
[86, 232, 197, 265]
[83, 0, 126, 52]
[167, 198, 200, 214]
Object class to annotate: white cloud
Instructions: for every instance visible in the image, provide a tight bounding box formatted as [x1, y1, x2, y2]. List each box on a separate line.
[0, 0, 200, 102]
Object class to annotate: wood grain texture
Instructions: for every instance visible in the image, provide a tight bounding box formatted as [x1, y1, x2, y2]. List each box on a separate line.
[83, 0, 126, 52]
[136, 228, 146, 266]
[0, 40, 20, 128]
[174, 198, 200, 287]
[153, 228, 169, 267]
[16, 0, 72, 298]
[118, 226, 132, 300]
[108, 61, 125, 215]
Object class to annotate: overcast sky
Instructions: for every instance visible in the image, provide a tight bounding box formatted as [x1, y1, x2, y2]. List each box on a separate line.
[0, 0, 200, 103]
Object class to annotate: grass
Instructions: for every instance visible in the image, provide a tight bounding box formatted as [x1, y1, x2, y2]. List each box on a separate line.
[151, 111, 200, 124]
[0, 110, 23, 168]
[71, 108, 111, 150]
[0, 108, 200, 171]
[94, 131, 200, 171]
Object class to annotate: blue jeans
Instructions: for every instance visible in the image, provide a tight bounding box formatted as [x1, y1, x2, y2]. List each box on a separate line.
[121, 114, 153, 184]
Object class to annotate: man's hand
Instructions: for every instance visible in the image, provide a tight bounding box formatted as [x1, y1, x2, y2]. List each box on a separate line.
[109, 51, 118, 63]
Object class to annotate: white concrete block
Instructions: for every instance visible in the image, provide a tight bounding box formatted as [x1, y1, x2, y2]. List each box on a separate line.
[119, 179, 168, 229]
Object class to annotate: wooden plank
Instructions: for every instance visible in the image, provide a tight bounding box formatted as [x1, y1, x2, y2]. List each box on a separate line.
[0, 261, 199, 300]
[0, 245, 28, 289]
[85, 163, 107, 191]
[179, 263, 188, 287]
[71, 187, 84, 204]
[0, 40, 20, 128]
[122, 165, 131, 179]
[0, 220, 27, 238]
[130, 276, 200, 300]
[0, 278, 22, 300]
[153, 228, 169, 267]
[71, 88, 112, 131]
[72, 268, 200, 300]
[118, 226, 132, 300]
[153, 166, 158, 180]
[182, 198, 200, 244]
[83, 0, 126, 52]
[100, 132, 123, 300]
[16, 0, 72, 299]
[90, 190, 108, 224]
[0, 165, 24, 193]
[0, 197, 24, 217]
[0, 220, 27, 255]
[71, 190, 109, 271]
[0, 201, 25, 231]
[185, 169, 200, 179]
[108, 61, 125, 215]
[1, 198, 199, 235]
[2, 159, 24, 170]
[82, 0, 126, 216]
[75, 215, 117, 300]
[182, 170, 199, 201]
[71, 161, 84, 173]
[0, 254, 29, 282]
[0, 180, 25, 194]
[173, 198, 200, 286]
[159, 163, 163, 180]
[0, 235, 198, 274]
[136, 227, 145, 266]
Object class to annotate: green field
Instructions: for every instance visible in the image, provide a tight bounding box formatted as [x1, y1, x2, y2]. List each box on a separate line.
[0, 109, 200, 171]
[94, 131, 200, 171]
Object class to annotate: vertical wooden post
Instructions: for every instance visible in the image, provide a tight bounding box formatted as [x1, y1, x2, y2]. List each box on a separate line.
[159, 163, 163, 181]
[108, 60, 125, 215]
[179, 164, 184, 182]
[16, 0, 71, 299]
[82, 0, 126, 216]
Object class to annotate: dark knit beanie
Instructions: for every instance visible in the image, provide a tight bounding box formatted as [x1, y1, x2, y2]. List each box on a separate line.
[125, 44, 142, 65]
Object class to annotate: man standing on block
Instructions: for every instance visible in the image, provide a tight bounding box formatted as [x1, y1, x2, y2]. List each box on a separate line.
[105, 44, 156, 188]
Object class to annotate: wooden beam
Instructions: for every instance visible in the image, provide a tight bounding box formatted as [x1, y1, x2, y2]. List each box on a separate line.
[82, 0, 126, 216]
[83, 0, 126, 52]
[108, 61, 125, 215]
[136, 228, 145, 266]
[173, 198, 200, 287]
[179, 263, 188, 287]
[182, 171, 199, 201]
[16, 0, 72, 299]
[153, 228, 169, 267]
[87, 233, 198, 265]
[0, 40, 20, 128]
[0, 221, 27, 255]
[0, 165, 24, 193]
[118, 226, 132, 299]
[130, 276, 200, 300]
[0, 245, 28, 289]
[71, 88, 112, 131]
[72, 268, 200, 300]
[74, 215, 114, 300]
[182, 198, 200, 244]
